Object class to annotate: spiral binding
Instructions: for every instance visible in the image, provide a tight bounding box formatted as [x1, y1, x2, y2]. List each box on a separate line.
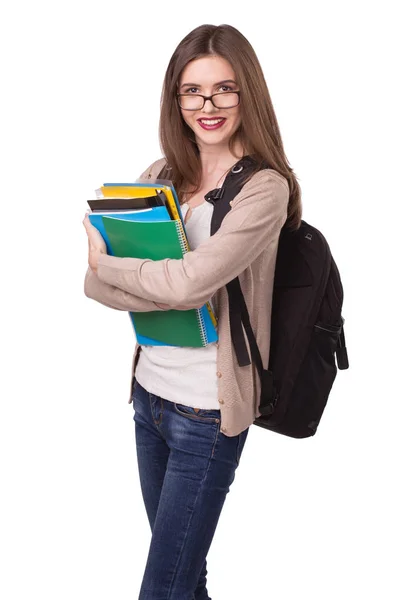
[175, 220, 207, 346]
[175, 219, 190, 254]
[196, 308, 208, 347]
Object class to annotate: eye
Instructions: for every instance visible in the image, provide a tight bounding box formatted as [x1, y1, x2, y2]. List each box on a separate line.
[187, 87, 199, 93]
[219, 85, 233, 92]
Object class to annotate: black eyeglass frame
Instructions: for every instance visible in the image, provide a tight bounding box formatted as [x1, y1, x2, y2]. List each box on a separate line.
[176, 91, 241, 111]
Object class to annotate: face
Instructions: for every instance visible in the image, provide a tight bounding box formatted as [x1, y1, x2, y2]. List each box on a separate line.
[178, 55, 242, 151]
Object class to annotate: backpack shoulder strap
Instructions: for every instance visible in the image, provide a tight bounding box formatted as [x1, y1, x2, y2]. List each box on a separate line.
[205, 155, 276, 412]
[157, 156, 275, 410]
[205, 155, 269, 233]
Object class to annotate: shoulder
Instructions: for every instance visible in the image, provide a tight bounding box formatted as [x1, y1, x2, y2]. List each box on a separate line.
[231, 167, 290, 210]
[248, 167, 289, 193]
[138, 157, 167, 179]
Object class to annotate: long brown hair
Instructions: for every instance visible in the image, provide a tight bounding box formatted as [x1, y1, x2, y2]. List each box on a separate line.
[159, 24, 302, 231]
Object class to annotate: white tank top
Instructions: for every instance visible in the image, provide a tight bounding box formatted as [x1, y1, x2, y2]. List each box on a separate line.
[134, 200, 220, 409]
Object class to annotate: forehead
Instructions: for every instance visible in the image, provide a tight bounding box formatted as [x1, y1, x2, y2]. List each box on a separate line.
[180, 56, 235, 85]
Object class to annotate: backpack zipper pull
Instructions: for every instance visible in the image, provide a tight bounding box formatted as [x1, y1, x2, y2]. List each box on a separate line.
[336, 325, 349, 369]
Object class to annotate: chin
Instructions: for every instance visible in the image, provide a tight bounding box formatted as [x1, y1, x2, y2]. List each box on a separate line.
[195, 127, 234, 145]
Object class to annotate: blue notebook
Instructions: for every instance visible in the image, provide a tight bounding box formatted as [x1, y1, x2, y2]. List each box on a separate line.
[88, 206, 170, 255]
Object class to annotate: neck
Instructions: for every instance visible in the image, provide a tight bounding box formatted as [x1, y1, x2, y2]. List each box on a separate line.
[198, 141, 246, 176]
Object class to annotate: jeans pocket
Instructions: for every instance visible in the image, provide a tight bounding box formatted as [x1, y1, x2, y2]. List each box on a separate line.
[174, 403, 221, 423]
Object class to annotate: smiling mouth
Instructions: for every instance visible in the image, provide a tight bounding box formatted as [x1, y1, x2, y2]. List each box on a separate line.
[197, 118, 227, 130]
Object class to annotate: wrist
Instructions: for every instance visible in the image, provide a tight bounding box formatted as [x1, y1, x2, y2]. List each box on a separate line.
[89, 248, 103, 274]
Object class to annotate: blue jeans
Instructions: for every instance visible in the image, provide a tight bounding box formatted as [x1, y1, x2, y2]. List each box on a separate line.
[131, 379, 249, 600]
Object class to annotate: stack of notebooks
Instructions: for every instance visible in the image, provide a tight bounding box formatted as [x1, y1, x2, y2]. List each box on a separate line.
[87, 177, 218, 347]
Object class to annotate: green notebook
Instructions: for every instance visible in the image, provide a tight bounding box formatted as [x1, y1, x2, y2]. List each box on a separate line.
[101, 217, 218, 347]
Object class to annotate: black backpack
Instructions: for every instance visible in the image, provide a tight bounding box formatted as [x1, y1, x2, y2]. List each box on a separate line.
[158, 156, 349, 439]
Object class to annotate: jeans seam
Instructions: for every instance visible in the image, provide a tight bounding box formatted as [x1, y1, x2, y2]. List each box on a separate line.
[149, 392, 163, 426]
[210, 420, 220, 459]
[166, 441, 215, 599]
[236, 432, 243, 466]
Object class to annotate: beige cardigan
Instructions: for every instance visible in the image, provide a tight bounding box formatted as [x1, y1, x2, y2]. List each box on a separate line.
[84, 157, 289, 437]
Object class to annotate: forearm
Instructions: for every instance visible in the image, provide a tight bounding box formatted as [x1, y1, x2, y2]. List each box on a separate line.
[84, 267, 167, 312]
[84, 267, 201, 311]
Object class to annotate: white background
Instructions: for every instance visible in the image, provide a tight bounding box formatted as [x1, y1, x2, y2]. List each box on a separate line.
[1, 1, 399, 599]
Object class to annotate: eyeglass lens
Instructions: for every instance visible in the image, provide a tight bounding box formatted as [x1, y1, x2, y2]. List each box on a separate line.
[179, 92, 239, 110]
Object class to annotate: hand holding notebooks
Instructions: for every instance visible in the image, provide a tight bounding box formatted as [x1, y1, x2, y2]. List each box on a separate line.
[87, 180, 218, 347]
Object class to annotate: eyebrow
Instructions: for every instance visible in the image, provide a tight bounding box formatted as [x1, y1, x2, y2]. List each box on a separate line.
[180, 79, 237, 90]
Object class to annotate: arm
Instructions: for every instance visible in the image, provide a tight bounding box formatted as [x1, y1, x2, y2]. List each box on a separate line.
[84, 267, 203, 311]
[96, 170, 289, 308]
[84, 266, 168, 311]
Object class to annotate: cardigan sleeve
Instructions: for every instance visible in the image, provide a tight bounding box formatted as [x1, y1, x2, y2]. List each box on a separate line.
[96, 170, 289, 308]
[84, 266, 171, 311]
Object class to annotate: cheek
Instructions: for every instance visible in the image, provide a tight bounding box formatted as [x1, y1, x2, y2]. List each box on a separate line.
[181, 111, 193, 129]
[230, 108, 241, 128]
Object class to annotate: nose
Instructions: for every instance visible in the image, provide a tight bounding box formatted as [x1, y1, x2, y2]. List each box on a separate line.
[203, 97, 217, 113]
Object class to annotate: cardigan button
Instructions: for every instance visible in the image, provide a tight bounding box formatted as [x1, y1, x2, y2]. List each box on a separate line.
[216, 371, 222, 378]
[221, 426, 227, 432]
[218, 398, 224, 404]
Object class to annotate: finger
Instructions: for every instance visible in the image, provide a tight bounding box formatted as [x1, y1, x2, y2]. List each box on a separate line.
[83, 216, 94, 234]
[83, 212, 91, 226]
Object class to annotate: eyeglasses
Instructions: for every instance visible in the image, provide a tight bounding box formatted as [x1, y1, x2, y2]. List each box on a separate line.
[177, 91, 240, 111]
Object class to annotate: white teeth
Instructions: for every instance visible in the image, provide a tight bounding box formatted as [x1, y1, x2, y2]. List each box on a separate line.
[200, 118, 224, 125]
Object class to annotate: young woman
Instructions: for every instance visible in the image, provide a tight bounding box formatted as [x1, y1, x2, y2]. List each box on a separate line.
[83, 23, 301, 600]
